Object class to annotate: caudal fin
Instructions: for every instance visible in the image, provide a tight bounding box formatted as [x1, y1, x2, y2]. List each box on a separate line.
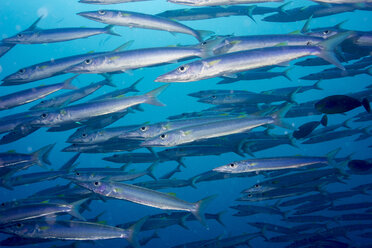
[125, 216, 148, 248]
[104, 25, 121, 37]
[270, 103, 294, 130]
[361, 98, 370, 113]
[145, 84, 169, 106]
[62, 75, 79, 90]
[32, 143, 55, 168]
[320, 115, 328, 127]
[316, 32, 354, 70]
[313, 80, 323, 91]
[195, 30, 215, 42]
[69, 198, 89, 221]
[282, 68, 292, 81]
[128, 77, 143, 93]
[192, 195, 217, 227]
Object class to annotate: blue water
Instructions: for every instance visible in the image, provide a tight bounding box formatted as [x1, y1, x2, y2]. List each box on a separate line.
[0, 0, 371, 247]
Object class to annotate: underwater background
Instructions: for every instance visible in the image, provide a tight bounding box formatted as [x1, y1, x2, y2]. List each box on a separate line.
[0, 0, 371, 247]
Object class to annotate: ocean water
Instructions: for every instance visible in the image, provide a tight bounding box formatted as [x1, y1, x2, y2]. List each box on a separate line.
[0, 0, 371, 247]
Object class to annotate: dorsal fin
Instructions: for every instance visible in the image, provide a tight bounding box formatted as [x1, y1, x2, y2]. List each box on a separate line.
[301, 15, 313, 34]
[113, 40, 134, 52]
[27, 16, 44, 31]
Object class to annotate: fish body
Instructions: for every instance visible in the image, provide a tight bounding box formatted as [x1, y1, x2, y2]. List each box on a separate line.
[78, 10, 207, 41]
[167, 0, 283, 7]
[213, 156, 328, 173]
[64, 47, 204, 74]
[315, 95, 370, 114]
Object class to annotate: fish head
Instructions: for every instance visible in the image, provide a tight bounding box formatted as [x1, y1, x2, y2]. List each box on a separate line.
[306, 29, 340, 39]
[0, 222, 35, 236]
[67, 127, 97, 144]
[140, 131, 183, 147]
[73, 180, 109, 196]
[29, 111, 58, 127]
[155, 62, 203, 83]
[197, 94, 223, 105]
[120, 125, 154, 140]
[29, 99, 51, 110]
[77, 10, 117, 23]
[213, 161, 243, 173]
[1, 66, 39, 85]
[2, 31, 34, 44]
[64, 56, 107, 74]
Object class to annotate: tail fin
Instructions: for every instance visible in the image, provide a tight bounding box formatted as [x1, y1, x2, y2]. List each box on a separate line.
[288, 87, 299, 104]
[282, 68, 292, 81]
[144, 84, 169, 106]
[320, 115, 328, 127]
[101, 74, 116, 87]
[278, 1, 290, 14]
[316, 32, 354, 70]
[326, 147, 341, 164]
[246, 5, 256, 23]
[366, 67, 372, 76]
[342, 118, 351, 129]
[215, 210, 226, 227]
[191, 195, 217, 227]
[313, 80, 323, 90]
[32, 143, 55, 168]
[196, 30, 215, 42]
[270, 103, 294, 130]
[59, 153, 81, 171]
[104, 25, 121, 37]
[128, 77, 143, 93]
[189, 175, 200, 189]
[146, 162, 158, 181]
[361, 98, 370, 113]
[125, 216, 148, 248]
[62, 75, 79, 90]
[69, 198, 89, 221]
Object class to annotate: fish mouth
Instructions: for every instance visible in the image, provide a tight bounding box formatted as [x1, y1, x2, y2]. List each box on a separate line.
[77, 12, 102, 22]
[154, 75, 173, 83]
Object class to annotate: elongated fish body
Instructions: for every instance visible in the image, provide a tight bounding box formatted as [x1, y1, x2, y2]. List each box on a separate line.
[302, 129, 363, 144]
[263, 4, 358, 22]
[218, 69, 292, 84]
[197, 92, 292, 105]
[167, 0, 283, 7]
[188, 89, 250, 98]
[30, 85, 168, 127]
[73, 180, 214, 223]
[103, 152, 159, 163]
[63, 170, 146, 182]
[0, 76, 76, 111]
[0, 202, 78, 224]
[1, 220, 133, 241]
[64, 47, 204, 74]
[31, 78, 112, 110]
[155, 31, 350, 82]
[2, 52, 106, 85]
[62, 140, 142, 153]
[213, 157, 328, 173]
[80, 0, 152, 4]
[67, 125, 138, 144]
[120, 116, 230, 140]
[312, 0, 372, 3]
[157, 6, 258, 21]
[78, 10, 204, 41]
[301, 68, 371, 80]
[210, 34, 324, 55]
[141, 117, 274, 147]
[3, 26, 118, 44]
[4, 171, 67, 188]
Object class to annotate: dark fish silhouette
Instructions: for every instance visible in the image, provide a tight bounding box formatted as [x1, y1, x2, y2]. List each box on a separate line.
[315, 95, 370, 114]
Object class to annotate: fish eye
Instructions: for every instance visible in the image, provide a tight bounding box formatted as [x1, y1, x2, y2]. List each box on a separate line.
[18, 68, 26, 74]
[177, 65, 188, 73]
[94, 181, 100, 186]
[1, 203, 4, 207]
[40, 100, 45, 104]
[140, 126, 148, 132]
[202, 41, 207, 45]
[41, 113, 48, 119]
[16, 34, 23, 38]
[85, 59, 93, 65]
[230, 163, 236, 168]
[16, 223, 23, 228]
[211, 95, 216, 99]
[160, 134, 167, 140]
[247, 194, 252, 197]
[82, 133, 87, 137]
[254, 184, 259, 188]
[75, 172, 80, 176]
[98, 10, 106, 15]
[323, 30, 329, 35]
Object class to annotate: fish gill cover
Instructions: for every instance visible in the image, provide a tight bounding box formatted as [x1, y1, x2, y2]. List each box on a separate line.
[0, 0, 371, 247]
